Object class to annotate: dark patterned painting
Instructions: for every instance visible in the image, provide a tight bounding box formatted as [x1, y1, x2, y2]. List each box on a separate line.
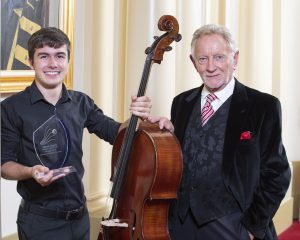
[1, 0, 49, 70]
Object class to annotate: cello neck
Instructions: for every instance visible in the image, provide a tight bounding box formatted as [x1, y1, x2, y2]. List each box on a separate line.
[110, 58, 153, 200]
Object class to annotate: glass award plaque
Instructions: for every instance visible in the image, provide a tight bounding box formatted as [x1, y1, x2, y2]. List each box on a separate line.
[33, 115, 69, 169]
[35, 166, 77, 178]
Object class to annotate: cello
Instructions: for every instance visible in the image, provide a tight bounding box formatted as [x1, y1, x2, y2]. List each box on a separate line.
[98, 15, 183, 240]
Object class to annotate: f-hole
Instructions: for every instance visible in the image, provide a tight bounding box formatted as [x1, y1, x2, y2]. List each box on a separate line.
[130, 209, 136, 240]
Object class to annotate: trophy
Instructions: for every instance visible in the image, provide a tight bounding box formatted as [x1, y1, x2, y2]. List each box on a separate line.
[33, 115, 76, 177]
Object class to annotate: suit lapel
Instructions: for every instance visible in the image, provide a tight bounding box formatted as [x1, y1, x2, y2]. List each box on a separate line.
[222, 80, 250, 175]
[177, 86, 203, 144]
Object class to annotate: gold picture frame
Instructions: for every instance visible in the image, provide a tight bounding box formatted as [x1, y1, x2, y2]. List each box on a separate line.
[0, 0, 75, 93]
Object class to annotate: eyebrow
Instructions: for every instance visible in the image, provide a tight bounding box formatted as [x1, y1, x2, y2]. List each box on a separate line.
[37, 52, 67, 56]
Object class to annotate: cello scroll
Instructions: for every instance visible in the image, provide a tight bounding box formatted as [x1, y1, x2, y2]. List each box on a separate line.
[146, 15, 182, 63]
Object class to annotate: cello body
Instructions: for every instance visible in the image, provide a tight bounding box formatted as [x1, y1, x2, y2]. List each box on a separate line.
[98, 15, 182, 240]
[101, 122, 182, 239]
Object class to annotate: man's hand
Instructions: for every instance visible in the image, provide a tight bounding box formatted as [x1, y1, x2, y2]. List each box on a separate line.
[147, 116, 174, 132]
[32, 165, 68, 187]
[129, 96, 152, 120]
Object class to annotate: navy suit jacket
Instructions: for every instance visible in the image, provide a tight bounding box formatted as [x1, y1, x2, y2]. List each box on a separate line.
[170, 79, 291, 239]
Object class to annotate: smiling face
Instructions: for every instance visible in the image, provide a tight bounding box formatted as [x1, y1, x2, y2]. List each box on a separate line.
[29, 44, 69, 89]
[191, 34, 239, 92]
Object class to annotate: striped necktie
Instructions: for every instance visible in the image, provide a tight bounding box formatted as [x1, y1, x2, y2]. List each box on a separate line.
[201, 93, 217, 126]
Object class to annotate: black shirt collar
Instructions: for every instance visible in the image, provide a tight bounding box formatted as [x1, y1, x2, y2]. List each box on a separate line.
[28, 81, 72, 104]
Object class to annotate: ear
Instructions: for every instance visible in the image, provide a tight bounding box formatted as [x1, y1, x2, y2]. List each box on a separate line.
[233, 51, 239, 70]
[190, 54, 197, 70]
[28, 58, 34, 70]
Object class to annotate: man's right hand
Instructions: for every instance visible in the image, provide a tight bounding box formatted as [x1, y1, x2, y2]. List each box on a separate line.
[32, 165, 68, 186]
[147, 116, 174, 132]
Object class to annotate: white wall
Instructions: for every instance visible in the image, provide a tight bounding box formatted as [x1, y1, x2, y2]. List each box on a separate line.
[280, 0, 300, 162]
[1, 180, 20, 237]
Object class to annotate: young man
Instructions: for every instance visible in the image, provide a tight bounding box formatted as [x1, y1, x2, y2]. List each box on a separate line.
[1, 27, 152, 240]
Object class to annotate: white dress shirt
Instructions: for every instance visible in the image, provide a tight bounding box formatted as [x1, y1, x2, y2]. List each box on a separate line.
[201, 78, 235, 112]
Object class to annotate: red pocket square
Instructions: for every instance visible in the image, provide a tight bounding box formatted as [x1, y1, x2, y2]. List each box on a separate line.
[240, 131, 252, 140]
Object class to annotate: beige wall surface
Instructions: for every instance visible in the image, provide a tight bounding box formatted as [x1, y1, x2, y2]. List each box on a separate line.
[2, 0, 300, 238]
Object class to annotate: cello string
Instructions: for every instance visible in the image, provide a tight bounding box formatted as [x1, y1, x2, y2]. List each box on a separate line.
[110, 60, 153, 199]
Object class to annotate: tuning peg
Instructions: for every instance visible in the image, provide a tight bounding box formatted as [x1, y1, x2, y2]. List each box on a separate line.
[145, 47, 151, 54]
[174, 34, 182, 42]
[164, 46, 172, 51]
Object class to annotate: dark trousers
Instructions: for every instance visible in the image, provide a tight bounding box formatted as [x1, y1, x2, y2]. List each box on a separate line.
[17, 207, 90, 240]
[169, 209, 250, 240]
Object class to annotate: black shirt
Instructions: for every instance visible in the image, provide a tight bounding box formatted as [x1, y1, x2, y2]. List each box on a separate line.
[1, 81, 121, 210]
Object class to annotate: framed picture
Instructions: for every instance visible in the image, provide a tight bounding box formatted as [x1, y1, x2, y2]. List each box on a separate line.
[0, 0, 75, 93]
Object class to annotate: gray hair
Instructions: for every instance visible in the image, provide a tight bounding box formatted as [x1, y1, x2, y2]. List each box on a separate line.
[191, 24, 238, 57]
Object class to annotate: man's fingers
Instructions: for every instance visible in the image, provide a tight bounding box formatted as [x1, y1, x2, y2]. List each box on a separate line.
[147, 115, 161, 123]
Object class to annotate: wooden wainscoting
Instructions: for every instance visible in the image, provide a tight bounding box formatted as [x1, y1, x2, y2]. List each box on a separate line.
[291, 161, 300, 220]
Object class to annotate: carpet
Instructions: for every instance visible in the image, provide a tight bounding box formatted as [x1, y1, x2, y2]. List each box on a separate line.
[278, 220, 300, 240]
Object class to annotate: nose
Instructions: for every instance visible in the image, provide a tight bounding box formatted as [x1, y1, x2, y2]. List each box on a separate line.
[206, 57, 217, 72]
[48, 56, 58, 67]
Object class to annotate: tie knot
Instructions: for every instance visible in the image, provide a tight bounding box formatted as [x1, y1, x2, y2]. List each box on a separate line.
[206, 93, 217, 103]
